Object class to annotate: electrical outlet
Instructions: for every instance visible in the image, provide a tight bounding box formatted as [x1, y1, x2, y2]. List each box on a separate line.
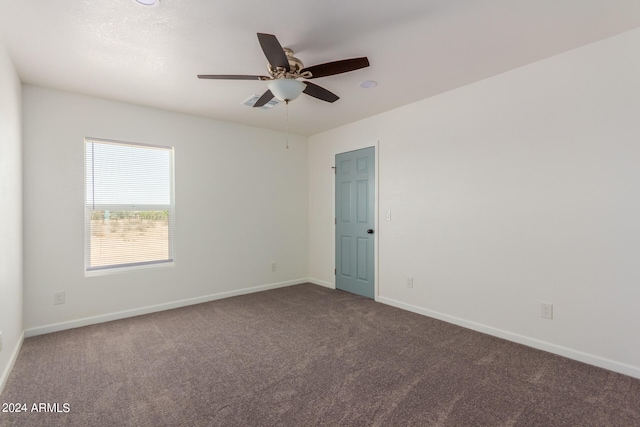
[540, 302, 553, 319]
[54, 291, 65, 305]
[406, 276, 414, 288]
[271, 262, 277, 272]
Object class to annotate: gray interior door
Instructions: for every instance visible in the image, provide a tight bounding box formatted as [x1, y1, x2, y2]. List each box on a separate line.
[335, 147, 375, 298]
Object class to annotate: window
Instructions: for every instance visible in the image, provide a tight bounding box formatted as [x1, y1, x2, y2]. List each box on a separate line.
[85, 138, 174, 273]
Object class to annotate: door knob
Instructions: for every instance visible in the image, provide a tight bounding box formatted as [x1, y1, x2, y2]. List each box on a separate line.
[367, 229, 374, 234]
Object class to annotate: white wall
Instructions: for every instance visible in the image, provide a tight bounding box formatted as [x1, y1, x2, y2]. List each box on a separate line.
[0, 38, 23, 391]
[22, 86, 308, 333]
[309, 28, 640, 378]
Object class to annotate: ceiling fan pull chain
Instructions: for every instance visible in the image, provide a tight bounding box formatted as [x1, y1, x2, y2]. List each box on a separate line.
[285, 100, 290, 149]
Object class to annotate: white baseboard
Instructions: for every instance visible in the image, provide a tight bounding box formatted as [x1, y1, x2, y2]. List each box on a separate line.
[377, 296, 640, 380]
[25, 279, 309, 338]
[0, 331, 25, 395]
[307, 278, 334, 289]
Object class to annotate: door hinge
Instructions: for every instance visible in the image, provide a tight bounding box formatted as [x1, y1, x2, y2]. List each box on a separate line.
[334, 268, 336, 275]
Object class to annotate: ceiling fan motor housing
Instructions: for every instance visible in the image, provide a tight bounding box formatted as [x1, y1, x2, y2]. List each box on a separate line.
[268, 48, 306, 78]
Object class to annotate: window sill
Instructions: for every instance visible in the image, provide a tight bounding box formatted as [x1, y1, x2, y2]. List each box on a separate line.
[84, 261, 175, 277]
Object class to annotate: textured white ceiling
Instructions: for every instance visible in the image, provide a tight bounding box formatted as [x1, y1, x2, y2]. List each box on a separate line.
[2, 0, 640, 136]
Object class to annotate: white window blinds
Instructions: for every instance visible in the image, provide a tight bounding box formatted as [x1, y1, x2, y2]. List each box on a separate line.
[85, 138, 174, 272]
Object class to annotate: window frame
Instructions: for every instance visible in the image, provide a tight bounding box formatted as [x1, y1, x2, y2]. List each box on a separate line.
[84, 137, 175, 275]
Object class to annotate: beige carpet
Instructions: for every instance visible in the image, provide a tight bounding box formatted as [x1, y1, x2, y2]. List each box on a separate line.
[1, 283, 639, 426]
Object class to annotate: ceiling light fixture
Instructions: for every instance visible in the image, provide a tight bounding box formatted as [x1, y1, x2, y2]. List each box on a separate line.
[360, 80, 377, 89]
[267, 79, 306, 103]
[134, 0, 160, 6]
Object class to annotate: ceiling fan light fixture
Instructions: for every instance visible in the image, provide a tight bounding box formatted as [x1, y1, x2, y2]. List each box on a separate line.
[267, 79, 306, 102]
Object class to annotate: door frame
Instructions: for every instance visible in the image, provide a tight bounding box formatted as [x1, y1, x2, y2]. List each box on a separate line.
[334, 143, 379, 300]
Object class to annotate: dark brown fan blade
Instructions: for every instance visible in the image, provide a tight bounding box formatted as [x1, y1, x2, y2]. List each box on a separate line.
[257, 33, 290, 71]
[302, 81, 339, 103]
[301, 57, 369, 79]
[197, 74, 269, 80]
[253, 90, 274, 108]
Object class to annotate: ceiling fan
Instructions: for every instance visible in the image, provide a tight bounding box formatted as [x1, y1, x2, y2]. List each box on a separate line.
[197, 33, 370, 107]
